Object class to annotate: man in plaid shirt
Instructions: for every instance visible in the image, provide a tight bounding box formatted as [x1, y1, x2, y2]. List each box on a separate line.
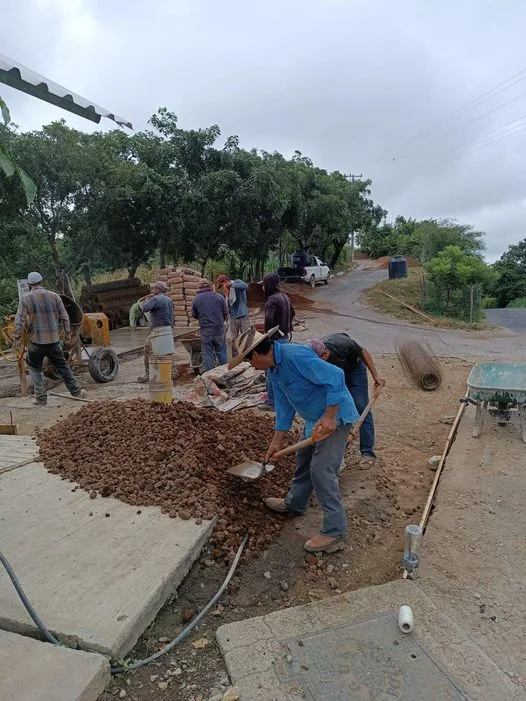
[13, 272, 86, 406]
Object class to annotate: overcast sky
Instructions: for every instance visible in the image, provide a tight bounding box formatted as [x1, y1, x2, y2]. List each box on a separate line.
[2, 0, 526, 261]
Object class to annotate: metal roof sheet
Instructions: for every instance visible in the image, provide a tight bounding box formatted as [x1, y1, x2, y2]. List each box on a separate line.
[0, 54, 132, 129]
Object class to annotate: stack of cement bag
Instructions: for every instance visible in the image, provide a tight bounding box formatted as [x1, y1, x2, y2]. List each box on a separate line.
[158, 267, 202, 328]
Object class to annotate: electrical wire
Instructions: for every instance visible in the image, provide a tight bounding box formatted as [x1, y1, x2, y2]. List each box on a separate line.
[110, 533, 249, 675]
[0, 551, 60, 645]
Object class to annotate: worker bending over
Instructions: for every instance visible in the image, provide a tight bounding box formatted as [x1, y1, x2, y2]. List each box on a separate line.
[310, 333, 385, 467]
[230, 328, 359, 554]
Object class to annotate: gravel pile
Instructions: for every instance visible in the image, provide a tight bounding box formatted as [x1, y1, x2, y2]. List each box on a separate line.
[37, 400, 297, 563]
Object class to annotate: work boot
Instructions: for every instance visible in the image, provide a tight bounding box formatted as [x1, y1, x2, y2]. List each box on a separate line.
[32, 398, 47, 407]
[137, 375, 149, 384]
[304, 535, 346, 554]
[264, 497, 290, 514]
[72, 389, 88, 399]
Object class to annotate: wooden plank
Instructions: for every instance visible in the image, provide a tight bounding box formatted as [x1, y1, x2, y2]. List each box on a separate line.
[378, 290, 436, 323]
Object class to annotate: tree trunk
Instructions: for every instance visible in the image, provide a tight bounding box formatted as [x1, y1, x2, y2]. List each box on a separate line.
[159, 246, 166, 270]
[329, 240, 346, 269]
[128, 265, 138, 279]
[82, 264, 92, 287]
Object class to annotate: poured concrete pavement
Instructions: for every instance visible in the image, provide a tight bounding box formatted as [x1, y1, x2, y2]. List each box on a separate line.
[0, 440, 213, 658]
[1, 630, 109, 701]
[216, 579, 520, 700]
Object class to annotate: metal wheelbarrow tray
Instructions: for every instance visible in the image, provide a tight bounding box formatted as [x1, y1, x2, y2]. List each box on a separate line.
[467, 362, 526, 442]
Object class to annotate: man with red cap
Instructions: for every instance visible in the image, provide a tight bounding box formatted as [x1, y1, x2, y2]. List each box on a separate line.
[216, 275, 249, 356]
[137, 281, 174, 383]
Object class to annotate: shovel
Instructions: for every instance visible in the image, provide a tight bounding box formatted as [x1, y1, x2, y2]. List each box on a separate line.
[227, 386, 383, 480]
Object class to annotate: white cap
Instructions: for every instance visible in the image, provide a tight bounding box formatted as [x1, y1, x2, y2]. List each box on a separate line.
[27, 272, 43, 285]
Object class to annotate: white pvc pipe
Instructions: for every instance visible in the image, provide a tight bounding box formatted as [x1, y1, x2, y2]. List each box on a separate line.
[398, 605, 414, 634]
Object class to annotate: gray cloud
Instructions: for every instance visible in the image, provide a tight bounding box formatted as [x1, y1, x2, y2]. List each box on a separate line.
[2, 0, 526, 261]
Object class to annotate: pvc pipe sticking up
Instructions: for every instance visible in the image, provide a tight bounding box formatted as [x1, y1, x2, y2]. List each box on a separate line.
[398, 605, 414, 634]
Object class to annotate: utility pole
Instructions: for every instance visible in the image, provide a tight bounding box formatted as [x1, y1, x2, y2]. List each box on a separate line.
[348, 175, 362, 260]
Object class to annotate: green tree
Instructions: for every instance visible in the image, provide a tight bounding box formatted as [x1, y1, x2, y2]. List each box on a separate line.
[492, 239, 526, 307]
[426, 245, 493, 319]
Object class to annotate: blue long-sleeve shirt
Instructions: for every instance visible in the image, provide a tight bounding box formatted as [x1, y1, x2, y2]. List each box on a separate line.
[228, 280, 249, 319]
[269, 342, 359, 437]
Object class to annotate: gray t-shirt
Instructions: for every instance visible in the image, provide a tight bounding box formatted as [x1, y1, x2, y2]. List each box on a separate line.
[191, 289, 227, 337]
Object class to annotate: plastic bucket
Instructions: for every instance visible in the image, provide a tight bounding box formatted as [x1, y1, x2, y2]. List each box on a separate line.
[150, 326, 175, 356]
[148, 356, 173, 404]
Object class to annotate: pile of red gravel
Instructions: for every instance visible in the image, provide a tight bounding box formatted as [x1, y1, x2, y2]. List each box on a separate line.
[37, 399, 297, 563]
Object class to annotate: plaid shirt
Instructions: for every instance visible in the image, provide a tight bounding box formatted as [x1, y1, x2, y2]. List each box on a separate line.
[14, 288, 70, 345]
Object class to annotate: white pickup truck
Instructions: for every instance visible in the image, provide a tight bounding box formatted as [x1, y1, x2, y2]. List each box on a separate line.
[278, 256, 331, 288]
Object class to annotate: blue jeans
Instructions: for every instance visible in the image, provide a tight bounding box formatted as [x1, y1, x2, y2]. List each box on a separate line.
[347, 360, 375, 457]
[285, 422, 349, 538]
[266, 337, 289, 406]
[201, 333, 227, 372]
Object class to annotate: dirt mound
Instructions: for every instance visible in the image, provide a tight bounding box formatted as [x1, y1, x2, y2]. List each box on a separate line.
[37, 400, 297, 564]
[248, 281, 314, 309]
[372, 255, 421, 270]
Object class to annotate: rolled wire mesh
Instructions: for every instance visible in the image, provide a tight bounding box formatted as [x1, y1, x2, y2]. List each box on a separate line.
[396, 339, 443, 391]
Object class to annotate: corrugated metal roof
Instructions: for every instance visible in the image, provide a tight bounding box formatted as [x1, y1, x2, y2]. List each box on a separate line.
[0, 54, 132, 129]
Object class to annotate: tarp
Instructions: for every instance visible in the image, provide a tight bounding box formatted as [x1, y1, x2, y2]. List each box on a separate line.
[185, 361, 266, 411]
[0, 54, 132, 129]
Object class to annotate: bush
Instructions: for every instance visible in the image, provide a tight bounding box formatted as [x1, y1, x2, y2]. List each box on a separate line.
[507, 297, 526, 308]
[481, 296, 497, 309]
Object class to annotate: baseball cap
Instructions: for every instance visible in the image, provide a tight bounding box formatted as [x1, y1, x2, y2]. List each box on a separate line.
[27, 272, 43, 285]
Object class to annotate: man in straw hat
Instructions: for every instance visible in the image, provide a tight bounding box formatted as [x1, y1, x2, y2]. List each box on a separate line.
[229, 327, 359, 554]
[309, 334, 385, 468]
[137, 281, 174, 383]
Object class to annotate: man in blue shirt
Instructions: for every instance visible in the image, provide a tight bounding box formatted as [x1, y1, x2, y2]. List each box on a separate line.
[191, 279, 228, 371]
[216, 275, 250, 357]
[229, 326, 359, 554]
[137, 281, 174, 383]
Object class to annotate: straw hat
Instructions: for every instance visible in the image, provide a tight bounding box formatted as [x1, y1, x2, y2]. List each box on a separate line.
[228, 325, 280, 370]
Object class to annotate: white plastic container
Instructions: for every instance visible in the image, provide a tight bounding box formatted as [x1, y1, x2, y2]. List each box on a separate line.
[398, 605, 414, 634]
[150, 326, 175, 356]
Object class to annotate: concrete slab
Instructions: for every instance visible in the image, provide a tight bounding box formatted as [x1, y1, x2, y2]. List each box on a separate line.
[5, 395, 63, 409]
[0, 435, 37, 470]
[217, 580, 521, 701]
[1, 629, 109, 701]
[419, 407, 526, 690]
[0, 448, 213, 657]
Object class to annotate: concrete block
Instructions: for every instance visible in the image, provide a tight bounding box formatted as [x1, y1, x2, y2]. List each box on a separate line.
[0, 459, 213, 657]
[216, 616, 273, 655]
[0, 629, 109, 701]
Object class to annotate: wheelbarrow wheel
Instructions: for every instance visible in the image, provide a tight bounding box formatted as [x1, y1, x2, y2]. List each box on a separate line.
[88, 348, 119, 383]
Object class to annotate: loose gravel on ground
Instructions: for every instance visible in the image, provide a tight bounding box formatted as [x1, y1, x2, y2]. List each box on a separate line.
[37, 399, 297, 563]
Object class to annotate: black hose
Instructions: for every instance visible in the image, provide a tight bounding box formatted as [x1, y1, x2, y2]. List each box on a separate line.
[0, 551, 60, 645]
[111, 533, 248, 675]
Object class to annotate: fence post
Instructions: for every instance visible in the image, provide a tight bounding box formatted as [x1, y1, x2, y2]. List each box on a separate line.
[469, 285, 474, 324]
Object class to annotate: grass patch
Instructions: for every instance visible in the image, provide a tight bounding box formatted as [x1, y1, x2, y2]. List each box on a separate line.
[363, 269, 488, 330]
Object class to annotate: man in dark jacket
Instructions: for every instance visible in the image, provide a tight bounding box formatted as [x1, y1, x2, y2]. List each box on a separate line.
[261, 272, 295, 410]
[310, 333, 385, 466]
[191, 279, 228, 371]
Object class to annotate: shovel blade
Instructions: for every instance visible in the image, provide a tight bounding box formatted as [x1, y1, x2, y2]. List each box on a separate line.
[227, 460, 275, 480]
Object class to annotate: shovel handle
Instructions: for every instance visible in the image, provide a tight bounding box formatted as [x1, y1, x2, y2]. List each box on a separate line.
[271, 385, 383, 459]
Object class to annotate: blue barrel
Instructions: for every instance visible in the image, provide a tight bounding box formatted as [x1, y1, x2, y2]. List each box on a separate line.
[388, 255, 408, 280]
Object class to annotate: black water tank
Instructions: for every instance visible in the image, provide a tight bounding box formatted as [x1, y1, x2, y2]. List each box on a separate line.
[388, 255, 408, 280]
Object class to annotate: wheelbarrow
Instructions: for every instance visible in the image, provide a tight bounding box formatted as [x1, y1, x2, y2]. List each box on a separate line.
[467, 363, 526, 443]
[179, 334, 203, 375]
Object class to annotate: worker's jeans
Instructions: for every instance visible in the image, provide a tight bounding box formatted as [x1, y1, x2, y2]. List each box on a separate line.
[201, 332, 227, 372]
[229, 316, 249, 356]
[26, 342, 81, 405]
[266, 338, 289, 406]
[285, 422, 349, 538]
[347, 361, 375, 457]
